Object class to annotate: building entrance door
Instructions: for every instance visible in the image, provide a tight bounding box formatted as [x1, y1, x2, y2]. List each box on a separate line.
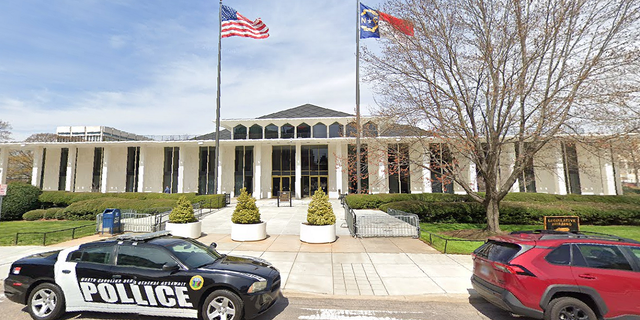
[272, 176, 294, 198]
[302, 176, 328, 197]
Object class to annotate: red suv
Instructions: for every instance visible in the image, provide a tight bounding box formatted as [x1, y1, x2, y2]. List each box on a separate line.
[472, 230, 640, 320]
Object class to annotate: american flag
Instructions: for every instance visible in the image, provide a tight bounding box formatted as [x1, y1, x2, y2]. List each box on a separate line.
[221, 5, 269, 39]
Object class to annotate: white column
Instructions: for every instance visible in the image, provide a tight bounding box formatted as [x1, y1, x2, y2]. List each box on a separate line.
[137, 147, 146, 192]
[295, 142, 301, 199]
[254, 145, 261, 198]
[423, 152, 432, 193]
[101, 147, 110, 193]
[335, 143, 343, 195]
[178, 146, 185, 193]
[0, 147, 8, 184]
[556, 145, 568, 195]
[65, 147, 77, 192]
[31, 147, 43, 187]
[378, 159, 386, 194]
[469, 160, 478, 192]
[217, 146, 224, 195]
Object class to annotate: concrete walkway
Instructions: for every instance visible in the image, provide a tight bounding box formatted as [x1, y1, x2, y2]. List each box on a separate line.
[1, 199, 475, 298]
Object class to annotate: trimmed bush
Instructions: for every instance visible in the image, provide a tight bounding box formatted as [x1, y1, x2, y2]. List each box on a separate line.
[39, 191, 227, 209]
[1, 183, 42, 221]
[307, 188, 336, 225]
[46, 207, 64, 220]
[232, 188, 261, 224]
[168, 196, 198, 223]
[23, 209, 48, 221]
[346, 193, 470, 209]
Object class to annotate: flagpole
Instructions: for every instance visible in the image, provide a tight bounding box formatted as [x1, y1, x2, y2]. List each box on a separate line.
[213, 0, 222, 194]
[356, 0, 362, 194]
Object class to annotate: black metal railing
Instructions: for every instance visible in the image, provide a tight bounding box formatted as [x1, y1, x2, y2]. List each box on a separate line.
[422, 231, 485, 254]
[14, 224, 95, 246]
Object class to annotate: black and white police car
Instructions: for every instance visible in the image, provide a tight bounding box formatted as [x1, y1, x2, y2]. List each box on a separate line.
[4, 231, 281, 320]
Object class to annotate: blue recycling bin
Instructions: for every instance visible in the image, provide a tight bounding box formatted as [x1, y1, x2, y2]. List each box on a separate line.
[101, 208, 122, 234]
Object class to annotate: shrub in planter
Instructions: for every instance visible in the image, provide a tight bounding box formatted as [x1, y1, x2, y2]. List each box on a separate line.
[169, 196, 198, 223]
[307, 188, 335, 225]
[232, 188, 261, 224]
[1, 182, 42, 221]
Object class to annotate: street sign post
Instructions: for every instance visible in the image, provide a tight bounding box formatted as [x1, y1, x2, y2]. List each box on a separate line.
[0, 183, 6, 222]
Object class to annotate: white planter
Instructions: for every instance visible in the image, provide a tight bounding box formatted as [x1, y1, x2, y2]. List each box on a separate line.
[231, 221, 267, 241]
[166, 221, 202, 239]
[300, 223, 336, 244]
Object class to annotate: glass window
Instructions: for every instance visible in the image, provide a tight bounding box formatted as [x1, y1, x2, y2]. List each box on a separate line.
[68, 245, 114, 264]
[281, 124, 294, 139]
[346, 122, 357, 137]
[576, 244, 632, 271]
[313, 123, 327, 138]
[249, 125, 262, 139]
[473, 241, 521, 263]
[163, 239, 221, 269]
[329, 122, 343, 138]
[546, 245, 571, 265]
[363, 121, 378, 137]
[116, 245, 175, 270]
[233, 125, 247, 140]
[265, 124, 278, 139]
[297, 123, 311, 138]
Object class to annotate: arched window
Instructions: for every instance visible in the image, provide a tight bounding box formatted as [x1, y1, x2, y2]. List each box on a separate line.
[233, 125, 247, 140]
[329, 122, 343, 138]
[249, 124, 262, 139]
[265, 124, 278, 139]
[297, 123, 311, 138]
[313, 123, 327, 138]
[281, 123, 294, 139]
[363, 121, 378, 137]
[346, 122, 357, 137]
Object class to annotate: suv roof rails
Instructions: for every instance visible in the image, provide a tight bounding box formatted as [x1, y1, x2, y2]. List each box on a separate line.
[117, 230, 171, 241]
[509, 230, 640, 244]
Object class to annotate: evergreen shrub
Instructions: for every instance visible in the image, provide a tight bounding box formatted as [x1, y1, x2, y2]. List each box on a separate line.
[307, 188, 336, 225]
[1, 182, 42, 221]
[231, 188, 261, 224]
[168, 196, 198, 224]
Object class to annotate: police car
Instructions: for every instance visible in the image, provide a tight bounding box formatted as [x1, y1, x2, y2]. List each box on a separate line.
[4, 231, 281, 320]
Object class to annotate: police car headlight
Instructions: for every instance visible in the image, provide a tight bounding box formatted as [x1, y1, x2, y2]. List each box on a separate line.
[247, 280, 268, 293]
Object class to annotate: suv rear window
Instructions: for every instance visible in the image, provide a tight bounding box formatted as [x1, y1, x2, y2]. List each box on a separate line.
[474, 240, 521, 263]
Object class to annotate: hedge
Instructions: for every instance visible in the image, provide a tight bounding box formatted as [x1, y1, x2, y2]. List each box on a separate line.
[377, 199, 640, 225]
[346, 193, 470, 209]
[39, 191, 227, 207]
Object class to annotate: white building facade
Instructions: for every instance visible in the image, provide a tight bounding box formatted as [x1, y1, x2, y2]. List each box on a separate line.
[0, 105, 623, 198]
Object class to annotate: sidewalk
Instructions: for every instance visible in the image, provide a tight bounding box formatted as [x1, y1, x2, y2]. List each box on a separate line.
[1, 199, 475, 298]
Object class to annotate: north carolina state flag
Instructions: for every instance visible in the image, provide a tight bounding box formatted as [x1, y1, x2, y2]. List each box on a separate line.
[360, 3, 414, 39]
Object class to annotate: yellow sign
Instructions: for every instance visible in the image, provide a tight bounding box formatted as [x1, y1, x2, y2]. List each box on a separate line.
[544, 216, 580, 232]
[189, 275, 204, 291]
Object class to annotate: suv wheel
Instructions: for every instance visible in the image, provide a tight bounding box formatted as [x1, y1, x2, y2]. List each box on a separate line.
[545, 297, 597, 320]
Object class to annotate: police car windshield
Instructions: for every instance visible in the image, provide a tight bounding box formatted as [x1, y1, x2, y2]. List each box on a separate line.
[162, 239, 222, 269]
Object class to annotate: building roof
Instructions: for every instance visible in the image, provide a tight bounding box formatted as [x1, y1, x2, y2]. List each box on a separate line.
[257, 104, 353, 119]
[191, 129, 231, 141]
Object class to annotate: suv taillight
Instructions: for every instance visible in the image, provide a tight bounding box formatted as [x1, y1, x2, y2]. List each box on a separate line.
[493, 262, 536, 277]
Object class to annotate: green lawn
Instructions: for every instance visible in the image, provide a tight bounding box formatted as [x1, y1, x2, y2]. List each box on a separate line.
[0, 220, 96, 246]
[420, 223, 640, 255]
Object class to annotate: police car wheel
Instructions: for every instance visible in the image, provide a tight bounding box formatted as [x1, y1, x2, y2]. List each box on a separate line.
[202, 289, 243, 320]
[27, 283, 66, 320]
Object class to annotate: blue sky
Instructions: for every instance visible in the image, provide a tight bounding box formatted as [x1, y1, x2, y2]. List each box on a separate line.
[0, 0, 385, 140]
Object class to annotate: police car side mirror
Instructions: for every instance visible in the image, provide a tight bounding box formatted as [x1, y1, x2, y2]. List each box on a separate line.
[162, 262, 180, 272]
[209, 242, 218, 251]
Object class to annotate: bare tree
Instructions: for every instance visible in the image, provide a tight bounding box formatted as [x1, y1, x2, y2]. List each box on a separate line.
[364, 0, 640, 232]
[0, 120, 11, 141]
[7, 133, 59, 183]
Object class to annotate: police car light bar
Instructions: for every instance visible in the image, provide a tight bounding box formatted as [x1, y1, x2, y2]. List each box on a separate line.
[116, 230, 171, 241]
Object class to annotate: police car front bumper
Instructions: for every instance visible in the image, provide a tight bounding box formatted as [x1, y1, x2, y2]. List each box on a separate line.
[243, 274, 281, 319]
